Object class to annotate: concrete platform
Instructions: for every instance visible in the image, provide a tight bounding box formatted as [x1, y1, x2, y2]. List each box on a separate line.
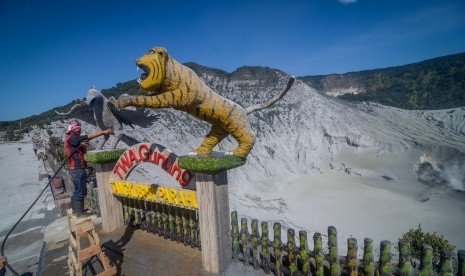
[100, 226, 207, 275]
[41, 219, 266, 276]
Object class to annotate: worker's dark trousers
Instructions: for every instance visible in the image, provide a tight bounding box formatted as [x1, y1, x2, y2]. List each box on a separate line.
[69, 168, 87, 201]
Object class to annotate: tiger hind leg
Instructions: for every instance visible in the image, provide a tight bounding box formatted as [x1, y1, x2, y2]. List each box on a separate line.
[231, 129, 256, 159]
[192, 127, 228, 156]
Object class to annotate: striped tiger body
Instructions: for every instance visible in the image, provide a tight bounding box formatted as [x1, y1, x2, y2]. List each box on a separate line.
[115, 47, 294, 158]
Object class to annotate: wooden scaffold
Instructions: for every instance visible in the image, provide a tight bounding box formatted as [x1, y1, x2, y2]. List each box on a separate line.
[67, 210, 116, 276]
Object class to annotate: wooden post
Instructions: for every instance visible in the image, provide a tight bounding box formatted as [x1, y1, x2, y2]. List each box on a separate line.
[362, 238, 375, 276]
[347, 238, 358, 276]
[231, 211, 240, 261]
[240, 218, 250, 265]
[299, 230, 310, 275]
[178, 154, 246, 274]
[328, 226, 340, 276]
[196, 172, 232, 274]
[458, 250, 465, 276]
[273, 222, 283, 276]
[398, 239, 412, 276]
[94, 162, 124, 232]
[261, 222, 271, 274]
[313, 233, 324, 276]
[420, 244, 433, 276]
[251, 219, 261, 270]
[439, 249, 452, 276]
[85, 149, 125, 233]
[378, 240, 392, 276]
[287, 228, 297, 275]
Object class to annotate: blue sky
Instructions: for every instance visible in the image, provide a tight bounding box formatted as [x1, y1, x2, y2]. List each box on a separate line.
[1, 0, 464, 121]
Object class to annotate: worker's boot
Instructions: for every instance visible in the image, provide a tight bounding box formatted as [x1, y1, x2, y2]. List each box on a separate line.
[76, 200, 94, 218]
[74, 200, 87, 218]
[71, 198, 77, 214]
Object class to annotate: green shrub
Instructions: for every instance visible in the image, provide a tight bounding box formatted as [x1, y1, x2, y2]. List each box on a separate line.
[48, 136, 66, 164]
[399, 225, 455, 268]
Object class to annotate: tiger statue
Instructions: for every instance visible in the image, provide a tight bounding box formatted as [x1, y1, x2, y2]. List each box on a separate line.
[113, 46, 295, 159]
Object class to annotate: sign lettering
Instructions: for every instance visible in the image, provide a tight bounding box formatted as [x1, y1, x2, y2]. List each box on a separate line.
[111, 181, 198, 209]
[111, 143, 194, 189]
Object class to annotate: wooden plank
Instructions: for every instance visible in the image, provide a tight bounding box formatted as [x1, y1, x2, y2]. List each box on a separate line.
[69, 232, 81, 250]
[86, 232, 96, 245]
[76, 220, 95, 236]
[69, 212, 91, 225]
[69, 233, 77, 248]
[99, 253, 111, 269]
[77, 244, 101, 262]
[68, 248, 78, 265]
[67, 209, 73, 233]
[73, 261, 81, 272]
[91, 229, 100, 244]
[196, 172, 232, 274]
[68, 249, 82, 276]
[74, 216, 91, 225]
[94, 162, 124, 233]
[67, 257, 74, 276]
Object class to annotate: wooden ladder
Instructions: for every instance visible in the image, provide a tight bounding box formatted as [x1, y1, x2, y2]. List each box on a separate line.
[67, 209, 116, 276]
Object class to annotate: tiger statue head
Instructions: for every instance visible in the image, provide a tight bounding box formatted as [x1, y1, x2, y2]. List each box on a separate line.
[136, 47, 170, 94]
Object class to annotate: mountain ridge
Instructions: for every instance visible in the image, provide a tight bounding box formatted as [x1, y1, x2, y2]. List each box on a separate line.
[300, 52, 465, 110]
[1, 52, 464, 142]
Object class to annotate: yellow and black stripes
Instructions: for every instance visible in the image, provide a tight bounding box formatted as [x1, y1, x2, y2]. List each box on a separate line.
[116, 46, 257, 158]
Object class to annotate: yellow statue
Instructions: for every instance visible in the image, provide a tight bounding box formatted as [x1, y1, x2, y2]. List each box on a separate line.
[114, 47, 294, 158]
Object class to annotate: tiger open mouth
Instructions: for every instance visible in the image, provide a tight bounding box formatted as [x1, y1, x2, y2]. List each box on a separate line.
[136, 63, 150, 84]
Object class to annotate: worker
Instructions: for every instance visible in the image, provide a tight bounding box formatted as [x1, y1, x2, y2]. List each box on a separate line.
[64, 121, 113, 216]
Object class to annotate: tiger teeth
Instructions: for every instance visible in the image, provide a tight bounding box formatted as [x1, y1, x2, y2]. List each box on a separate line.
[137, 78, 141, 84]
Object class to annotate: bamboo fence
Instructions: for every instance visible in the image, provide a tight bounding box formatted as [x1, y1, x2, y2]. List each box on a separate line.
[231, 211, 465, 276]
[117, 196, 201, 248]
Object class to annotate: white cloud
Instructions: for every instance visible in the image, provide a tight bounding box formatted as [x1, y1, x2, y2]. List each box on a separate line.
[338, 0, 357, 4]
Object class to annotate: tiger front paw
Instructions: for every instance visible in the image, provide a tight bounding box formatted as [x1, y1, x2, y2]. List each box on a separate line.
[112, 100, 127, 110]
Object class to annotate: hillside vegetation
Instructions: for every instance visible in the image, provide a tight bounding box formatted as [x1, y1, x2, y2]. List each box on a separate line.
[0, 80, 142, 138]
[300, 52, 465, 110]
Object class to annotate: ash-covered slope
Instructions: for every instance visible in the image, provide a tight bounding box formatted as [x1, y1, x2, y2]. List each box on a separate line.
[48, 65, 465, 193]
[186, 67, 465, 249]
[185, 66, 465, 190]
